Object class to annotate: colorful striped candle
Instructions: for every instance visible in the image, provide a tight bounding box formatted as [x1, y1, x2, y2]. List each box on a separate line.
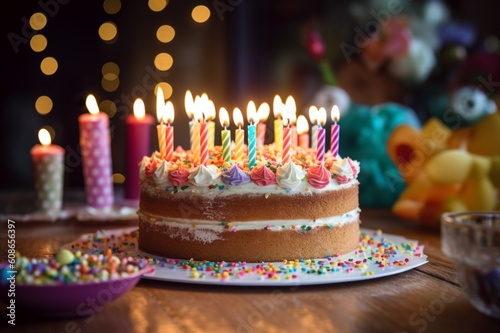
[256, 102, 270, 147]
[156, 88, 167, 159]
[247, 101, 257, 168]
[233, 108, 244, 161]
[273, 95, 283, 151]
[185, 90, 194, 148]
[200, 121, 208, 165]
[316, 107, 327, 164]
[191, 121, 201, 163]
[164, 101, 175, 161]
[206, 99, 216, 149]
[282, 125, 292, 164]
[330, 105, 340, 158]
[219, 107, 231, 163]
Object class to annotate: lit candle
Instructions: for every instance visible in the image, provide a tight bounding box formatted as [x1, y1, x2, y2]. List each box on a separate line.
[273, 95, 283, 151]
[198, 97, 209, 166]
[185, 90, 195, 148]
[191, 99, 202, 164]
[282, 118, 292, 165]
[316, 107, 327, 164]
[165, 101, 175, 161]
[247, 101, 257, 168]
[330, 105, 340, 158]
[256, 102, 270, 147]
[30, 128, 64, 215]
[308, 105, 319, 150]
[125, 98, 153, 200]
[79, 94, 114, 209]
[206, 99, 216, 150]
[285, 96, 297, 147]
[219, 107, 231, 163]
[233, 107, 244, 161]
[296, 115, 310, 150]
[156, 87, 167, 159]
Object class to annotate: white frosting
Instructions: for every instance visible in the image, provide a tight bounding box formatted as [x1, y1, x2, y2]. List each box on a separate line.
[276, 162, 306, 188]
[139, 209, 360, 244]
[139, 156, 150, 181]
[336, 158, 354, 179]
[153, 161, 170, 188]
[188, 164, 220, 187]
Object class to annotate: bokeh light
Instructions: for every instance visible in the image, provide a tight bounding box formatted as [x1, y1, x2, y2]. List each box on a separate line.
[29, 12, 47, 30]
[30, 34, 47, 52]
[40, 57, 58, 75]
[156, 25, 175, 43]
[35, 96, 53, 115]
[192, 5, 210, 23]
[154, 53, 173, 71]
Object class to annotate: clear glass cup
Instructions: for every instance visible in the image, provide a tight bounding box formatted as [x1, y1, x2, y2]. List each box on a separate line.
[441, 211, 500, 319]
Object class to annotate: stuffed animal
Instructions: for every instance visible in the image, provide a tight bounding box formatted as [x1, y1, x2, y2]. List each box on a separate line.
[387, 86, 500, 227]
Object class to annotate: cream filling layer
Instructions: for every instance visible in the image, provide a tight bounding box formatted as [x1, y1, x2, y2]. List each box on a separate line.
[139, 208, 360, 233]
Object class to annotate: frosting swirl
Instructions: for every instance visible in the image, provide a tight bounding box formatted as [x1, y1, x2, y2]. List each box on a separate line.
[276, 162, 306, 188]
[189, 164, 220, 187]
[250, 165, 277, 186]
[153, 161, 170, 188]
[307, 164, 331, 189]
[334, 158, 359, 184]
[168, 168, 190, 187]
[144, 157, 159, 178]
[222, 165, 251, 186]
[139, 156, 150, 181]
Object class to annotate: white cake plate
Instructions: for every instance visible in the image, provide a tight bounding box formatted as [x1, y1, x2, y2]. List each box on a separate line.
[64, 227, 428, 287]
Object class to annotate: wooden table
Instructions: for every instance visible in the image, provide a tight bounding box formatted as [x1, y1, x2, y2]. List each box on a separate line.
[1, 208, 499, 333]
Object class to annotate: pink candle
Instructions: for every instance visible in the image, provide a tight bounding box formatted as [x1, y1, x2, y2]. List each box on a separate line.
[125, 99, 153, 200]
[316, 107, 327, 164]
[330, 105, 340, 158]
[200, 121, 208, 165]
[31, 128, 65, 215]
[79, 94, 114, 209]
[291, 125, 298, 147]
[282, 124, 292, 165]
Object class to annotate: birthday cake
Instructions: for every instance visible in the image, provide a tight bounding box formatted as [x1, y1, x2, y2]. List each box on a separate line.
[137, 145, 361, 262]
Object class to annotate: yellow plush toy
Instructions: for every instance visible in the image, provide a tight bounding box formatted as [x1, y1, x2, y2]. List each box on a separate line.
[387, 87, 500, 227]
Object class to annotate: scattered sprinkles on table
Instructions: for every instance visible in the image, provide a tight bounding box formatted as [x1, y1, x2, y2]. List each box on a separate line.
[59, 228, 426, 283]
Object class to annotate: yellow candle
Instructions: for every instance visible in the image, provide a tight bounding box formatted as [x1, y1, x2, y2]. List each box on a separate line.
[273, 95, 283, 151]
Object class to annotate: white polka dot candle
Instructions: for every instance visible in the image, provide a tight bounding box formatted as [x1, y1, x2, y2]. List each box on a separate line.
[78, 94, 114, 209]
[30, 128, 64, 215]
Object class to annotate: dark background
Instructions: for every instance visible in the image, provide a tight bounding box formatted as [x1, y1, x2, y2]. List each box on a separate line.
[1, 0, 498, 191]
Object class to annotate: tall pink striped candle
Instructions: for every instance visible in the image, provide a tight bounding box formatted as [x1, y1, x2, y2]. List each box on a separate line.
[200, 121, 208, 165]
[125, 99, 153, 200]
[316, 107, 327, 164]
[282, 125, 292, 164]
[330, 105, 340, 158]
[233, 108, 244, 161]
[79, 94, 114, 209]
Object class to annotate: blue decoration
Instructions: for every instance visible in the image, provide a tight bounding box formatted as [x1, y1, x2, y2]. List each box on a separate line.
[339, 102, 421, 207]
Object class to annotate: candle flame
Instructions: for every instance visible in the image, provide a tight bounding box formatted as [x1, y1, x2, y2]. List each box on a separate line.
[193, 97, 204, 122]
[308, 105, 318, 124]
[165, 101, 175, 124]
[133, 98, 146, 120]
[156, 87, 165, 122]
[247, 101, 257, 124]
[273, 95, 283, 118]
[296, 115, 309, 135]
[318, 107, 327, 127]
[38, 128, 52, 146]
[257, 102, 270, 122]
[85, 94, 99, 115]
[205, 99, 216, 121]
[282, 96, 297, 126]
[184, 90, 194, 119]
[219, 107, 230, 128]
[331, 105, 340, 122]
[233, 107, 244, 128]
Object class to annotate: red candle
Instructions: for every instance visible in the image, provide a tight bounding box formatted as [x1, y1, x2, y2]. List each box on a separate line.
[125, 98, 153, 200]
[31, 128, 65, 215]
[200, 121, 208, 165]
[79, 94, 114, 209]
[282, 124, 292, 164]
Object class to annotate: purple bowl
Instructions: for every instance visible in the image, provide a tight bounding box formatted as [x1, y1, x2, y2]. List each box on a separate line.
[0, 263, 154, 318]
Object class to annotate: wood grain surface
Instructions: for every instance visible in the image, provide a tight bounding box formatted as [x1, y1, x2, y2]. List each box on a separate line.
[0, 208, 499, 333]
